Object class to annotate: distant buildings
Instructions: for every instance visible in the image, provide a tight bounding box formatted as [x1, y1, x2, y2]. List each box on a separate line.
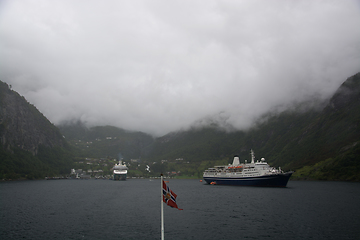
[70, 168, 108, 179]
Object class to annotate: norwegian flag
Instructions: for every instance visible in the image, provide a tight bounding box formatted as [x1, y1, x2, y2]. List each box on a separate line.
[162, 181, 183, 210]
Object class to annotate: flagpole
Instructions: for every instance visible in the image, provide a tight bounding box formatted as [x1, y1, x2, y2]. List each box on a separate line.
[161, 173, 164, 240]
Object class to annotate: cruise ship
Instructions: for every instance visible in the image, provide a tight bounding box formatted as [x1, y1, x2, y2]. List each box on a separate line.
[203, 150, 293, 187]
[113, 160, 128, 180]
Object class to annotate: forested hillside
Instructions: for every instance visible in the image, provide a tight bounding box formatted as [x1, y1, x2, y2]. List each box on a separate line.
[0, 81, 74, 179]
[145, 73, 360, 180]
[58, 123, 154, 160]
[1, 72, 359, 181]
[59, 73, 360, 180]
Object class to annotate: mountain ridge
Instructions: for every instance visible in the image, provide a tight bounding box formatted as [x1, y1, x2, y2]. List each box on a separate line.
[58, 72, 360, 181]
[0, 82, 65, 154]
[1, 72, 359, 180]
[0, 81, 73, 179]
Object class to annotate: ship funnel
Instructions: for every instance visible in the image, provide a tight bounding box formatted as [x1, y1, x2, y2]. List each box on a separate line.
[232, 156, 240, 165]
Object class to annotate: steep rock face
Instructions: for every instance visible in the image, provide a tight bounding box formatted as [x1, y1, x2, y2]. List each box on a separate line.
[0, 81, 65, 155]
[327, 72, 360, 112]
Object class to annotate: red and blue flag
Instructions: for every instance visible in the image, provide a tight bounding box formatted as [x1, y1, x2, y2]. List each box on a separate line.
[162, 181, 183, 210]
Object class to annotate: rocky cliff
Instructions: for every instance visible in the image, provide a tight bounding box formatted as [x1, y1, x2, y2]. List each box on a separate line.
[0, 81, 65, 155]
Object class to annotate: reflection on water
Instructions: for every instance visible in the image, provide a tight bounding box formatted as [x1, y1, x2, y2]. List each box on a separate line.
[1, 179, 359, 240]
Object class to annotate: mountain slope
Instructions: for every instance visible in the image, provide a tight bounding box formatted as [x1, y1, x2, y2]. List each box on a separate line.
[3, 73, 358, 180]
[289, 72, 360, 180]
[58, 123, 154, 160]
[53, 72, 360, 181]
[146, 73, 360, 180]
[0, 81, 74, 179]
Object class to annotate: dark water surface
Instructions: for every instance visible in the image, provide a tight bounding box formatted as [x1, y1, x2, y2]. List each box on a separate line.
[1, 179, 360, 240]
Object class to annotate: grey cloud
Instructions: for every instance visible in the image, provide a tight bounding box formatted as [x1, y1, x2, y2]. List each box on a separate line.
[0, 0, 359, 136]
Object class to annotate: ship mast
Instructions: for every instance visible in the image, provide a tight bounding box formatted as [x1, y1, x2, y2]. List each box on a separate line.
[250, 149, 255, 164]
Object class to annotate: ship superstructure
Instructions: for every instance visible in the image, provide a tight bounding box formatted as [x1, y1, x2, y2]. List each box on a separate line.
[113, 160, 128, 180]
[203, 150, 292, 187]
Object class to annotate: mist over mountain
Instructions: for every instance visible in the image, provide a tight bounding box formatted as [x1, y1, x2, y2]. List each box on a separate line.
[1, 72, 359, 180]
[0, 82, 65, 154]
[1, 0, 359, 180]
[2, 0, 359, 136]
[0, 81, 74, 179]
[59, 72, 360, 180]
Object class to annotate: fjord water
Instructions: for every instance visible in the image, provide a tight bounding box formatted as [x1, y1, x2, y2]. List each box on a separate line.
[1, 179, 359, 240]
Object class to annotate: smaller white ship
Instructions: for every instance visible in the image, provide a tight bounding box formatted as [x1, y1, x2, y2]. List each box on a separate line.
[113, 160, 128, 180]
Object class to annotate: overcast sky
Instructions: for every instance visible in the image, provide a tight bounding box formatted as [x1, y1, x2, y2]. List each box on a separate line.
[1, 0, 360, 136]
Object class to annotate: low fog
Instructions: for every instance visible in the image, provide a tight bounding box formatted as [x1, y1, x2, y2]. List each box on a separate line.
[1, 0, 360, 136]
